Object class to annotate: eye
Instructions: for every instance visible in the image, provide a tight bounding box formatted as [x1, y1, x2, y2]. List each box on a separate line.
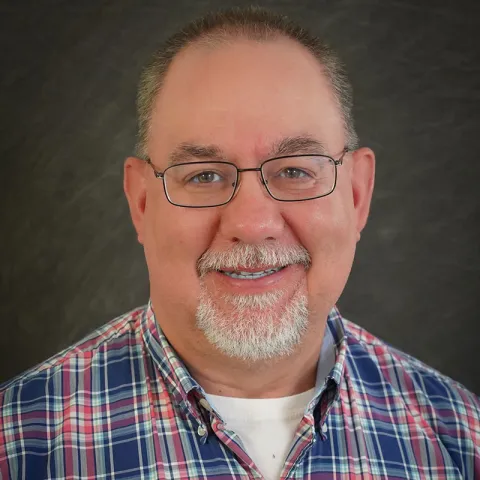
[278, 167, 311, 179]
[189, 171, 223, 184]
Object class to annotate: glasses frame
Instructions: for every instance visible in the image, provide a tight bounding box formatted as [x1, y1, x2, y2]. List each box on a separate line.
[146, 147, 350, 208]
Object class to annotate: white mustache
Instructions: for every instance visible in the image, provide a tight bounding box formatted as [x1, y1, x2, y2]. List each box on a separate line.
[197, 243, 311, 277]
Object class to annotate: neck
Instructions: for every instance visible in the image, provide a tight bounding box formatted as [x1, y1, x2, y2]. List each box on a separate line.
[186, 348, 320, 398]
[156, 306, 327, 399]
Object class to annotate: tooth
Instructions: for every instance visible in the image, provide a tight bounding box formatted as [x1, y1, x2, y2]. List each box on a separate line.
[221, 267, 283, 279]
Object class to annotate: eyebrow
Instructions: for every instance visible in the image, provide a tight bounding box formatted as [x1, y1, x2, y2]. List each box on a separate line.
[269, 135, 328, 157]
[167, 135, 328, 166]
[168, 143, 224, 166]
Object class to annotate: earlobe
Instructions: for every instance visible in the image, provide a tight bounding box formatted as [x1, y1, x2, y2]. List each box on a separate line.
[124, 157, 148, 245]
[350, 147, 375, 237]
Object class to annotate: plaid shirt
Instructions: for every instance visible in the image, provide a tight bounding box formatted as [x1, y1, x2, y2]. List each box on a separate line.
[1, 303, 479, 480]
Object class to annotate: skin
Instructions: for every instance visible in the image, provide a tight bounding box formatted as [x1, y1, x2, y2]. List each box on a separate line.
[124, 37, 375, 398]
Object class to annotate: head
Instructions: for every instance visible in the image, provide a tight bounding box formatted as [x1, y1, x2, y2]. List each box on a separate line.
[124, 7, 375, 364]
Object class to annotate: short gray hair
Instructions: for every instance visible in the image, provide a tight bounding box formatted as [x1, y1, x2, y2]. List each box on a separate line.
[135, 6, 359, 159]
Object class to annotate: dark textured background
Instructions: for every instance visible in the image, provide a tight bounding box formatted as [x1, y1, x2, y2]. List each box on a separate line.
[1, 0, 479, 393]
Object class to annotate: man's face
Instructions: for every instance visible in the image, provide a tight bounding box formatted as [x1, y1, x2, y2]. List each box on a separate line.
[125, 37, 374, 362]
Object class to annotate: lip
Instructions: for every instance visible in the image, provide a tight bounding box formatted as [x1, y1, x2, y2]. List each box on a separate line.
[219, 265, 284, 274]
[208, 264, 303, 294]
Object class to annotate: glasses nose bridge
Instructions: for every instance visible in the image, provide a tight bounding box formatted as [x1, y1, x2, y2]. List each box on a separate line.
[229, 165, 270, 204]
[234, 165, 268, 194]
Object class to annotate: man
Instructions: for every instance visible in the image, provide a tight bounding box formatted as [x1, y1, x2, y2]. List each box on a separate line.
[1, 6, 479, 480]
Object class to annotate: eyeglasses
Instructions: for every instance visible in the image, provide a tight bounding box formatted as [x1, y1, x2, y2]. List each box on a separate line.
[146, 147, 349, 208]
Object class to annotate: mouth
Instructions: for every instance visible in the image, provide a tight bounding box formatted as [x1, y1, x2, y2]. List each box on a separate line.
[204, 262, 305, 296]
[218, 266, 286, 280]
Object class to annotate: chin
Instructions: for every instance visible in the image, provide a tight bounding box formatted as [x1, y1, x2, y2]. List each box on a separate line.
[195, 281, 310, 362]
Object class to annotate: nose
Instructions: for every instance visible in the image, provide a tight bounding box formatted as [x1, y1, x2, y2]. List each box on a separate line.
[218, 170, 285, 244]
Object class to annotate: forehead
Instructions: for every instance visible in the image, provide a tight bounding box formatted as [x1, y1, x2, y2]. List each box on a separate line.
[149, 37, 344, 163]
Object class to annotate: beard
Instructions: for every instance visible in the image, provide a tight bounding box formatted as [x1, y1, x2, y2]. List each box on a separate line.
[195, 243, 311, 363]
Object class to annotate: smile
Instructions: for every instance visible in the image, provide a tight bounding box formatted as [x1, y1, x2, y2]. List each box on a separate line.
[219, 266, 285, 279]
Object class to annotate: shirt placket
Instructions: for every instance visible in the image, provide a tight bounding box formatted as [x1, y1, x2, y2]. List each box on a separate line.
[281, 381, 340, 479]
[281, 414, 318, 479]
[197, 398, 264, 479]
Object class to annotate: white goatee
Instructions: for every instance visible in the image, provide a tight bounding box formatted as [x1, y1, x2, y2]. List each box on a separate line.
[195, 243, 310, 362]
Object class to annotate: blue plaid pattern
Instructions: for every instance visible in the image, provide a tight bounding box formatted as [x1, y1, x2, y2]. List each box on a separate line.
[1, 302, 479, 479]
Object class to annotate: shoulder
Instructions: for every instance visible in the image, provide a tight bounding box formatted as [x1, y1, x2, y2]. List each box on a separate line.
[343, 318, 478, 402]
[341, 317, 480, 462]
[0, 306, 152, 478]
[0, 305, 146, 405]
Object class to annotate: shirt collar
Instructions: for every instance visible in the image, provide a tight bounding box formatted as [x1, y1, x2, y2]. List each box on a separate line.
[308, 306, 347, 434]
[323, 305, 348, 387]
[141, 300, 347, 428]
[141, 301, 204, 423]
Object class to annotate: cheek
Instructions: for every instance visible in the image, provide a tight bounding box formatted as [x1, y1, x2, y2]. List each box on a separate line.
[291, 196, 357, 308]
[143, 194, 218, 304]
[298, 191, 355, 251]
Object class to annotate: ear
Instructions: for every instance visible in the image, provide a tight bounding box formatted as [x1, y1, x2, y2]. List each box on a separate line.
[124, 157, 148, 245]
[350, 147, 375, 239]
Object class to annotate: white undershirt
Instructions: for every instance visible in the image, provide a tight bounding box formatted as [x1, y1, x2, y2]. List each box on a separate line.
[206, 387, 316, 479]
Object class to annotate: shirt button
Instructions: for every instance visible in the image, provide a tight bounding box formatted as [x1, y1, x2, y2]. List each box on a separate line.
[321, 423, 328, 434]
[197, 425, 207, 436]
[199, 398, 212, 412]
